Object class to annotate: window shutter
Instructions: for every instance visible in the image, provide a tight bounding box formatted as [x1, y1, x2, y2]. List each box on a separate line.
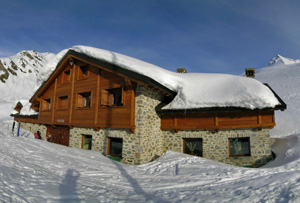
[101, 90, 109, 106]
[77, 95, 84, 108]
[108, 93, 114, 106]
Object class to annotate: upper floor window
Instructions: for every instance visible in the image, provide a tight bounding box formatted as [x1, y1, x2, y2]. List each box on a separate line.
[228, 137, 251, 157]
[183, 138, 203, 157]
[77, 92, 91, 108]
[101, 88, 123, 107]
[42, 98, 51, 111]
[62, 69, 71, 84]
[57, 96, 68, 110]
[78, 65, 89, 79]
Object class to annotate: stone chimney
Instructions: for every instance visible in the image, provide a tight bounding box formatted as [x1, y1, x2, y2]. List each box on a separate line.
[177, 68, 187, 73]
[245, 68, 255, 78]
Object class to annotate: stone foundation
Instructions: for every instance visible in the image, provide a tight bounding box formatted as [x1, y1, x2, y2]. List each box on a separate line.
[162, 128, 273, 167]
[19, 122, 47, 139]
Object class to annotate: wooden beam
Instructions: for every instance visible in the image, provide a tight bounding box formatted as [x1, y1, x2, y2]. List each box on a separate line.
[94, 69, 101, 124]
[52, 78, 57, 123]
[69, 64, 76, 123]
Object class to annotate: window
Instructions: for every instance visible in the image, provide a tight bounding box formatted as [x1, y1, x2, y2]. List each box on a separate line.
[62, 69, 71, 83]
[183, 138, 203, 157]
[107, 138, 123, 158]
[101, 88, 123, 106]
[42, 98, 51, 111]
[77, 92, 91, 108]
[228, 138, 251, 156]
[78, 65, 89, 79]
[82, 135, 92, 150]
[57, 96, 68, 110]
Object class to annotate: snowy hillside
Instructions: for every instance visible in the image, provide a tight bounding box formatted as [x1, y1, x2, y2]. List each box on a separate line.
[0, 122, 299, 202]
[0, 51, 55, 120]
[256, 54, 300, 137]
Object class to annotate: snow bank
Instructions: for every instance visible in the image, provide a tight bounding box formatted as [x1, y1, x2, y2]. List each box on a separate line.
[1, 121, 300, 202]
[36, 45, 280, 110]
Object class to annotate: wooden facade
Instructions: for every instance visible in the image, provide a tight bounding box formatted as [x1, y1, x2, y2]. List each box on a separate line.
[33, 55, 136, 132]
[161, 110, 275, 131]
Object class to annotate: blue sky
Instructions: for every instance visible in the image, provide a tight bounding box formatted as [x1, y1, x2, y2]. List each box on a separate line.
[1, 0, 300, 74]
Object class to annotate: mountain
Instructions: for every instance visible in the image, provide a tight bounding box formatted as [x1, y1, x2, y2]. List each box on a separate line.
[256, 55, 300, 137]
[0, 50, 55, 120]
[267, 54, 300, 66]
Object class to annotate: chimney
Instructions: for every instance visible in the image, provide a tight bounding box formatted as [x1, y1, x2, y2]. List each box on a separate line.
[245, 68, 255, 78]
[177, 68, 187, 73]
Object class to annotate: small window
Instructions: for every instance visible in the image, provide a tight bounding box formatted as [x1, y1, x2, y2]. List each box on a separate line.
[78, 65, 89, 79]
[42, 98, 51, 111]
[62, 70, 71, 83]
[57, 96, 68, 110]
[82, 135, 92, 150]
[101, 88, 123, 106]
[77, 92, 91, 108]
[108, 138, 123, 158]
[229, 138, 251, 156]
[183, 138, 203, 157]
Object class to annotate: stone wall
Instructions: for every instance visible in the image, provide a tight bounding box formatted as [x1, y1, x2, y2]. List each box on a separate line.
[162, 128, 273, 167]
[134, 84, 165, 164]
[19, 122, 47, 139]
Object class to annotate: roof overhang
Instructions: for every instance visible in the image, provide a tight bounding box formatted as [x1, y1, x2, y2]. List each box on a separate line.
[30, 50, 176, 103]
[160, 83, 286, 114]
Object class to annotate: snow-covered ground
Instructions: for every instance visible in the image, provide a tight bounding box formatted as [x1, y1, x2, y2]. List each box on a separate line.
[0, 121, 300, 202]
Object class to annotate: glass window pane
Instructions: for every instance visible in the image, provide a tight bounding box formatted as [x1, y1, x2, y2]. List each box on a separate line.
[184, 138, 202, 157]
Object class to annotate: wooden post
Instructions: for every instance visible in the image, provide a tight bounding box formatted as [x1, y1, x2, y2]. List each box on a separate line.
[69, 64, 76, 123]
[52, 78, 57, 123]
[94, 70, 101, 124]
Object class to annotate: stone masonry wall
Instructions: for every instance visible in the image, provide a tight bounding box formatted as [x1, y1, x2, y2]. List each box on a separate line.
[69, 127, 143, 164]
[19, 122, 47, 139]
[162, 128, 273, 167]
[134, 84, 165, 164]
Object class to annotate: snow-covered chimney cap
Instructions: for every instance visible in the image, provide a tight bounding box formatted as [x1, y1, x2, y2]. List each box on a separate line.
[245, 68, 255, 78]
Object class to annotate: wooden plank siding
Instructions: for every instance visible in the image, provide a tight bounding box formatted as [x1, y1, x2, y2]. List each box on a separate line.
[36, 60, 135, 130]
[161, 110, 276, 130]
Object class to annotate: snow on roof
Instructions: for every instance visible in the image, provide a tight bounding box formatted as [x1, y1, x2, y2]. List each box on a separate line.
[37, 45, 280, 110]
[11, 100, 38, 116]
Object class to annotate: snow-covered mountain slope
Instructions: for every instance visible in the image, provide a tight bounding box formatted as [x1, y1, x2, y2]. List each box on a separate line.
[0, 122, 299, 202]
[0, 51, 55, 120]
[267, 54, 300, 66]
[256, 55, 300, 137]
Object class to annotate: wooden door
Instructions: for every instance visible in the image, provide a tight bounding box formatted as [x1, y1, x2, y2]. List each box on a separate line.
[46, 126, 70, 146]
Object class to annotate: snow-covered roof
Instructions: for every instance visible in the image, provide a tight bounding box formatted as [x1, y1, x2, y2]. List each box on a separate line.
[11, 100, 38, 116]
[34, 45, 281, 110]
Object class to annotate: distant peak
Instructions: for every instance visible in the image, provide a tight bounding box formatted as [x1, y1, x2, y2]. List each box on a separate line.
[268, 54, 300, 66]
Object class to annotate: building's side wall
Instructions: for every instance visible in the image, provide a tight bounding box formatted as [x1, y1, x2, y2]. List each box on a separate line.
[134, 84, 165, 164]
[19, 122, 47, 139]
[162, 128, 272, 167]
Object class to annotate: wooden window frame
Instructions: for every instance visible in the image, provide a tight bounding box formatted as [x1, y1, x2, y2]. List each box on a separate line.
[183, 138, 203, 157]
[78, 65, 89, 80]
[107, 137, 123, 158]
[57, 95, 68, 110]
[228, 137, 251, 157]
[62, 69, 71, 84]
[81, 134, 92, 150]
[76, 92, 92, 109]
[41, 98, 51, 111]
[101, 87, 124, 107]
